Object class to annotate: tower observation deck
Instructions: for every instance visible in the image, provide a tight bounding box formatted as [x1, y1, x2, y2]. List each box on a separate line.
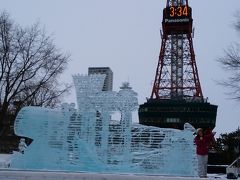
[138, 0, 218, 130]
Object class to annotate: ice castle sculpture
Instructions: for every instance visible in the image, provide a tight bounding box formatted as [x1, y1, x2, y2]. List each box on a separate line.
[11, 74, 198, 176]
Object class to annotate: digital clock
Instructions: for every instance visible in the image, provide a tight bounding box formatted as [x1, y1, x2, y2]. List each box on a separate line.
[170, 6, 188, 17]
[162, 5, 193, 35]
[163, 5, 192, 25]
[165, 5, 192, 19]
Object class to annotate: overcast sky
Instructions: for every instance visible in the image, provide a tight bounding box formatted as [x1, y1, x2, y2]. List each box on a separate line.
[1, 0, 239, 135]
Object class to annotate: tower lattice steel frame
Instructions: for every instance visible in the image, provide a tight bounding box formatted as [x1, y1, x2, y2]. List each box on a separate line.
[151, 0, 203, 101]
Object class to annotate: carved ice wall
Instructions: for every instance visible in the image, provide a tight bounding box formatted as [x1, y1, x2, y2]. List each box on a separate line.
[11, 74, 197, 176]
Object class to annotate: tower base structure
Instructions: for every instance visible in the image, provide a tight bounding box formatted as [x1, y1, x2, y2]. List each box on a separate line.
[139, 99, 217, 130]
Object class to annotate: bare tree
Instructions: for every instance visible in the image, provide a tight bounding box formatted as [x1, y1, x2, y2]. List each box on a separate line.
[218, 13, 240, 100]
[0, 12, 71, 135]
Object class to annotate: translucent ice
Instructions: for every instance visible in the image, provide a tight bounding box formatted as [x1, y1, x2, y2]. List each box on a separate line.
[11, 74, 197, 176]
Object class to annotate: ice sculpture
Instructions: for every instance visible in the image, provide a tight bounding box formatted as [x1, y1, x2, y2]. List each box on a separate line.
[11, 74, 198, 176]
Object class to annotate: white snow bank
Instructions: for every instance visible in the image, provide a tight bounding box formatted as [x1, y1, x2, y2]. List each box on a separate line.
[0, 170, 228, 180]
[0, 154, 11, 168]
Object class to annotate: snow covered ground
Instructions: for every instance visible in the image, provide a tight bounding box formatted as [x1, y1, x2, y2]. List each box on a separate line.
[0, 170, 228, 180]
[0, 154, 228, 179]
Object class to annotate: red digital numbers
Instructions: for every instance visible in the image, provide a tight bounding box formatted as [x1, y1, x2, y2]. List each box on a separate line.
[170, 6, 188, 17]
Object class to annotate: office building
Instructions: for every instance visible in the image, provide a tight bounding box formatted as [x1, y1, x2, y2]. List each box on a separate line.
[88, 67, 113, 91]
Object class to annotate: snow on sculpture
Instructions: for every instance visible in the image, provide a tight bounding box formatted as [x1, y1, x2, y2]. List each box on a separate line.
[11, 74, 197, 176]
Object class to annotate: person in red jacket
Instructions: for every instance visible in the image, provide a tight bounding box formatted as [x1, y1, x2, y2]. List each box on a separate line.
[194, 128, 215, 178]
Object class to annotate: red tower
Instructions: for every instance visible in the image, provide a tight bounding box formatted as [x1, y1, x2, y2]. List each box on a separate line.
[139, 0, 217, 130]
[152, 0, 202, 100]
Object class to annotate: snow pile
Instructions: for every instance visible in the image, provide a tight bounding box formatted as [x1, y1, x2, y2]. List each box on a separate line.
[0, 154, 11, 168]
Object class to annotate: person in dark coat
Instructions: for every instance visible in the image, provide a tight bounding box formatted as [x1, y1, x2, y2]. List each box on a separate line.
[194, 128, 215, 178]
